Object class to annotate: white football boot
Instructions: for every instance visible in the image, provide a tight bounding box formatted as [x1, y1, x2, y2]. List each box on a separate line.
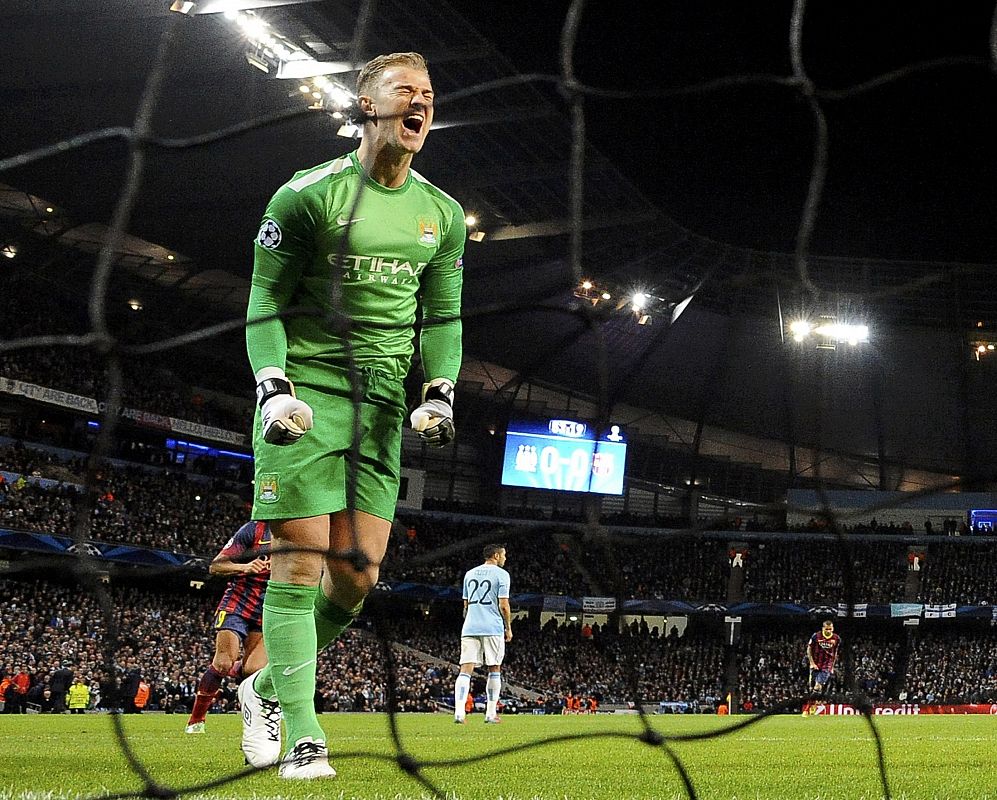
[278, 737, 337, 779]
[237, 677, 282, 768]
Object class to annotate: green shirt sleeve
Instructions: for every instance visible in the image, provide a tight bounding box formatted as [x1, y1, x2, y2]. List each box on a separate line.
[418, 206, 465, 383]
[245, 184, 317, 376]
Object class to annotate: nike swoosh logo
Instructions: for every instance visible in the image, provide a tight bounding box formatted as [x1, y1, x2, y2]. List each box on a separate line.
[336, 216, 365, 226]
[281, 659, 316, 676]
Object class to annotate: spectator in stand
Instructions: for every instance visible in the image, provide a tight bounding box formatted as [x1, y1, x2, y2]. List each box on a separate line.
[9, 666, 31, 714]
[134, 678, 151, 713]
[49, 661, 74, 714]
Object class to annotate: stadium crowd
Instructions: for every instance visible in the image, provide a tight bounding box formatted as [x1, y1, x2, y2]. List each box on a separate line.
[3, 575, 997, 715]
[4, 436, 997, 605]
[0, 275, 253, 435]
[0, 578, 444, 715]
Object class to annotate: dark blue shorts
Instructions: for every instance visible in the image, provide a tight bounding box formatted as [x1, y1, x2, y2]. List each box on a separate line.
[809, 668, 832, 691]
[213, 608, 262, 640]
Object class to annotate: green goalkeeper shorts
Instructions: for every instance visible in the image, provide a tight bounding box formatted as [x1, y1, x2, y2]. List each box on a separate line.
[251, 359, 407, 522]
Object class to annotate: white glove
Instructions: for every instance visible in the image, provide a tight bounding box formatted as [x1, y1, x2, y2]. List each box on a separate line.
[256, 371, 313, 445]
[409, 378, 455, 447]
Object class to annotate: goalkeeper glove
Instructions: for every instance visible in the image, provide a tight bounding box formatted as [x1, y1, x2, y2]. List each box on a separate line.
[256, 370, 313, 445]
[409, 378, 455, 447]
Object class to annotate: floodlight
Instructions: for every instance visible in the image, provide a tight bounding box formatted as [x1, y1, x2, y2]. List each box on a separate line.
[601, 292, 611, 300]
[581, 279, 592, 290]
[814, 321, 869, 343]
[465, 214, 478, 227]
[632, 291, 648, 310]
[789, 320, 811, 340]
[325, 85, 354, 108]
[277, 59, 359, 80]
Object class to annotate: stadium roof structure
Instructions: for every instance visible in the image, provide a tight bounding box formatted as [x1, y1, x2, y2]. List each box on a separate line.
[3, 0, 997, 479]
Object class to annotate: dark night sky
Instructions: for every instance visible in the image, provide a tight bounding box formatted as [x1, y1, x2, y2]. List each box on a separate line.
[460, 0, 997, 264]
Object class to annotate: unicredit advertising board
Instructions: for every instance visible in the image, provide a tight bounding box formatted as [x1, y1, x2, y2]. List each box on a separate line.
[802, 702, 997, 715]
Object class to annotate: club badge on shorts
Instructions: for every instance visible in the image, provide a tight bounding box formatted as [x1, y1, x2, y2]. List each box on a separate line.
[258, 473, 280, 503]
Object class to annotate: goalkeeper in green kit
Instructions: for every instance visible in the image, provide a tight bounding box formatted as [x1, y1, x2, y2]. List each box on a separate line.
[239, 51, 464, 779]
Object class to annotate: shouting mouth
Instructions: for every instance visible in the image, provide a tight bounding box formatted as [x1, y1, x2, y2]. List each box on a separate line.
[402, 113, 425, 136]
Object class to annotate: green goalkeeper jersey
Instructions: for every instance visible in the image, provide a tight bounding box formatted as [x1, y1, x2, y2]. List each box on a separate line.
[246, 150, 465, 382]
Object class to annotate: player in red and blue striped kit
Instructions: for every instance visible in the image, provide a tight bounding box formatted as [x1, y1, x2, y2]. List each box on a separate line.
[805, 619, 841, 710]
[185, 521, 272, 734]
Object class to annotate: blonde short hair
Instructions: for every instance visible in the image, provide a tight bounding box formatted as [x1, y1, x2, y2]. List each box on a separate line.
[356, 52, 429, 97]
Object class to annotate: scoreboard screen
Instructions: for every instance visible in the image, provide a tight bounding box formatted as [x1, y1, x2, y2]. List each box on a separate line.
[500, 418, 627, 495]
[969, 509, 997, 533]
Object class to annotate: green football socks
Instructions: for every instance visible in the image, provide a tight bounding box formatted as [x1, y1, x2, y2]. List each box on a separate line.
[314, 589, 363, 651]
[252, 583, 362, 749]
[256, 581, 324, 747]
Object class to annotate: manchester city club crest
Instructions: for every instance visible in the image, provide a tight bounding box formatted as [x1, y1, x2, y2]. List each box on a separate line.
[417, 219, 438, 247]
[258, 473, 280, 503]
[256, 219, 282, 249]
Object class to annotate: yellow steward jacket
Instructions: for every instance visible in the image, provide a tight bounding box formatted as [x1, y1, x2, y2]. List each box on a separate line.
[67, 682, 90, 710]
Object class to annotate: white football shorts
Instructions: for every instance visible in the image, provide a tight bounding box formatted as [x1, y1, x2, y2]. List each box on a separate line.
[459, 635, 505, 667]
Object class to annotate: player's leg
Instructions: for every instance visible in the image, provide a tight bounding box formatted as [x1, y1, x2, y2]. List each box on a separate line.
[260, 515, 329, 755]
[454, 642, 479, 723]
[315, 509, 390, 650]
[483, 636, 506, 723]
[187, 624, 242, 731]
[251, 511, 383, 707]
[803, 668, 817, 715]
[241, 631, 267, 678]
[484, 664, 502, 723]
[318, 364, 405, 637]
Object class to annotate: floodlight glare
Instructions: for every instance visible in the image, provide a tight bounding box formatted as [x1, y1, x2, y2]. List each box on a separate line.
[814, 322, 869, 343]
[632, 291, 648, 310]
[581, 280, 592, 290]
[326, 86, 354, 108]
[789, 320, 811, 339]
[465, 214, 478, 227]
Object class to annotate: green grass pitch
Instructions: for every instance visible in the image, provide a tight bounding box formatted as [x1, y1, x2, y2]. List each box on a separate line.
[3, 713, 996, 800]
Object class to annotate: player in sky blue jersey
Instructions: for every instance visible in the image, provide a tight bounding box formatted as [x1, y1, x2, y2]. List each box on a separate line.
[454, 544, 512, 724]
